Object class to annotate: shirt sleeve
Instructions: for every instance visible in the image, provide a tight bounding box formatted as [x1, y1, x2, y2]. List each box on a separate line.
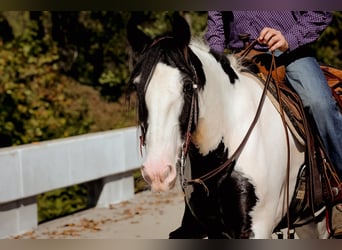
[284, 11, 333, 52]
[205, 11, 226, 53]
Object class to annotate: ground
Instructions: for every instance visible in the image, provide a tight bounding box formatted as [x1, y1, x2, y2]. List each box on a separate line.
[11, 187, 342, 239]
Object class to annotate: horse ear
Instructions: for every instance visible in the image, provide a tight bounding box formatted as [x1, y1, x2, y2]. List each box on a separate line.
[127, 12, 152, 54]
[171, 12, 191, 49]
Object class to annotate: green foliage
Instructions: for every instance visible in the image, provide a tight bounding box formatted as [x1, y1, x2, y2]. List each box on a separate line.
[37, 184, 88, 223]
[52, 11, 132, 101]
[130, 11, 207, 39]
[313, 11, 342, 68]
[136, 11, 174, 38]
[186, 11, 208, 37]
[0, 26, 93, 146]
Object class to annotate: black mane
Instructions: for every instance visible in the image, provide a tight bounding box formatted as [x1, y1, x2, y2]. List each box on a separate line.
[209, 49, 239, 84]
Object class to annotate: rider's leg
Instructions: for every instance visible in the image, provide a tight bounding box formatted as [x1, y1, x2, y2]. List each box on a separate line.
[285, 56, 342, 180]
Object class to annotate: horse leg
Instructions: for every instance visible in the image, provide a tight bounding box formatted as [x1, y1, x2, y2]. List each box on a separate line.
[170, 171, 259, 239]
[218, 171, 260, 238]
[251, 203, 328, 239]
[295, 218, 328, 239]
[250, 223, 274, 239]
[168, 199, 207, 239]
[248, 200, 283, 238]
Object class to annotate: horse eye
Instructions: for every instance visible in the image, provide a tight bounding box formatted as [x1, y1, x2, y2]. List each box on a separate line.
[129, 82, 137, 91]
[183, 80, 193, 93]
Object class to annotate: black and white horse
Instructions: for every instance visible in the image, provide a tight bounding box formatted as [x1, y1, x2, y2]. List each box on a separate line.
[127, 15, 327, 239]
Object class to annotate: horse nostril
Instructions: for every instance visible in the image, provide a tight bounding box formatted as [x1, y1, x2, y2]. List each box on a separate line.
[160, 165, 172, 182]
[141, 165, 152, 184]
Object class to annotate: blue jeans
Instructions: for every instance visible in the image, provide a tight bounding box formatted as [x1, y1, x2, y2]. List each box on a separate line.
[285, 56, 342, 178]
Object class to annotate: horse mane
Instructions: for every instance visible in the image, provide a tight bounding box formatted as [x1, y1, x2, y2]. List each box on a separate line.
[189, 39, 259, 85]
[127, 35, 254, 135]
[127, 35, 205, 133]
[189, 38, 258, 77]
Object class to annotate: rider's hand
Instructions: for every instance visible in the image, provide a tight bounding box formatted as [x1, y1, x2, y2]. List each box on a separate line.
[257, 27, 289, 52]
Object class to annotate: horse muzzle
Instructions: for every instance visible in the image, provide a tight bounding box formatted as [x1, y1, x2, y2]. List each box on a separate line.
[141, 164, 177, 192]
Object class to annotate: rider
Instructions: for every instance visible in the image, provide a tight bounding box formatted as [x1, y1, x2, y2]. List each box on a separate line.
[205, 11, 342, 204]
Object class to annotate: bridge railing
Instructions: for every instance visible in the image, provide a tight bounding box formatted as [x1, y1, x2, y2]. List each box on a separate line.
[0, 127, 144, 238]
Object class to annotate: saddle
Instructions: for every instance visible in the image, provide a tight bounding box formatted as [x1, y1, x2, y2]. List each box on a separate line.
[235, 47, 342, 236]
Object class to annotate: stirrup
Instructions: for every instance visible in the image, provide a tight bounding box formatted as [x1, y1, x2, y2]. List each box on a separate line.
[328, 204, 342, 238]
[332, 226, 342, 239]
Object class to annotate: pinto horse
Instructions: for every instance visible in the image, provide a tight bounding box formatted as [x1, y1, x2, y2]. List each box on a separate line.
[127, 15, 328, 239]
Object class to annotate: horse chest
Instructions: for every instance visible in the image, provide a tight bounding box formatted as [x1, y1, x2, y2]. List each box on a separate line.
[183, 142, 258, 238]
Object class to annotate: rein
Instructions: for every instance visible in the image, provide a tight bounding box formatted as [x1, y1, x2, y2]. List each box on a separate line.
[180, 42, 277, 193]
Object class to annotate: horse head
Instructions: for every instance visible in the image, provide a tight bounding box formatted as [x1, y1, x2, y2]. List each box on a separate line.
[127, 13, 206, 192]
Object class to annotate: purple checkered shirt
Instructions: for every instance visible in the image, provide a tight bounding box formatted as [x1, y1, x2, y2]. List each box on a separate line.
[205, 11, 332, 53]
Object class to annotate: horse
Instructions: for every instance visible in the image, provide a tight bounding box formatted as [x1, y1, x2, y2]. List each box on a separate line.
[126, 14, 328, 239]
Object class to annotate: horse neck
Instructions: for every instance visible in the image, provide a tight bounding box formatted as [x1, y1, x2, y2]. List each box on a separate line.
[190, 46, 261, 155]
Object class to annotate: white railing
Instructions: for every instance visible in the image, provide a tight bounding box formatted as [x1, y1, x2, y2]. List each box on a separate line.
[0, 127, 144, 238]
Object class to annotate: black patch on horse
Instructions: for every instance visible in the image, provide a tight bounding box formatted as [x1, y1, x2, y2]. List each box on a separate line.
[209, 49, 239, 84]
[178, 141, 258, 238]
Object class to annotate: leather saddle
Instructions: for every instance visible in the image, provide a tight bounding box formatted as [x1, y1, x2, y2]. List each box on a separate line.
[234, 47, 342, 232]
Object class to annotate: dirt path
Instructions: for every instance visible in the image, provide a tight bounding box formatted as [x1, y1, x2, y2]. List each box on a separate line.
[12, 189, 185, 239]
[10, 187, 342, 239]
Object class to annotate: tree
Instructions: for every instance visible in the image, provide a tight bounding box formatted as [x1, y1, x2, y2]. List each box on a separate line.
[314, 11, 342, 68]
[0, 10, 341, 148]
[0, 13, 94, 146]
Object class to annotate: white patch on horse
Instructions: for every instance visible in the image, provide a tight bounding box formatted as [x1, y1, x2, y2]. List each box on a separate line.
[142, 63, 183, 192]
